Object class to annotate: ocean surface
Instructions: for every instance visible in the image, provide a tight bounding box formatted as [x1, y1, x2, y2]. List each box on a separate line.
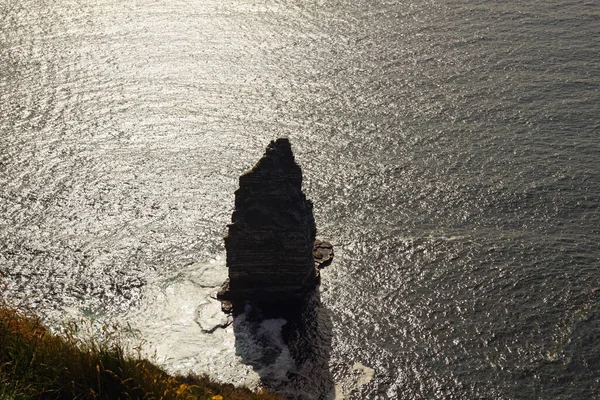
[1, 0, 599, 398]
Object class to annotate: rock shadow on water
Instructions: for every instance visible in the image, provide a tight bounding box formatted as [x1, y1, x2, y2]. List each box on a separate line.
[230, 290, 335, 400]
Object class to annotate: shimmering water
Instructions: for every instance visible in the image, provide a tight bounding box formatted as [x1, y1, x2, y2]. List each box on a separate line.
[1, 0, 599, 398]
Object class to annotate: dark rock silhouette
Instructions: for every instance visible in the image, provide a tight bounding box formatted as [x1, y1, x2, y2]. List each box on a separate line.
[218, 138, 331, 315]
[218, 138, 336, 398]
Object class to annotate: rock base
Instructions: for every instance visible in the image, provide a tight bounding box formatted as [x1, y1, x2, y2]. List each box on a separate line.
[218, 239, 333, 315]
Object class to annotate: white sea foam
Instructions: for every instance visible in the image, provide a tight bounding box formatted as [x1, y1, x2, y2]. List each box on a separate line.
[117, 256, 296, 389]
[117, 256, 256, 386]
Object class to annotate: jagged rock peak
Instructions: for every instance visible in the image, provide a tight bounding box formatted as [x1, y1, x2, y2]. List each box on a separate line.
[236, 138, 303, 201]
[232, 138, 314, 232]
[251, 138, 299, 173]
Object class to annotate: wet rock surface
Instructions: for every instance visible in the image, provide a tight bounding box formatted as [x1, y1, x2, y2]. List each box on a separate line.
[313, 240, 334, 269]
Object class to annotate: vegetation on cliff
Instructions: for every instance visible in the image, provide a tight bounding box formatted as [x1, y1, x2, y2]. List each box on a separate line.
[0, 303, 280, 400]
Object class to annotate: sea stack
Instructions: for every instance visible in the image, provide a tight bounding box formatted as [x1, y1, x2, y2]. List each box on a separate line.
[218, 138, 319, 314]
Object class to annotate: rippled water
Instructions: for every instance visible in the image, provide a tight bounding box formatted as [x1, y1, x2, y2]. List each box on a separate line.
[1, 0, 599, 398]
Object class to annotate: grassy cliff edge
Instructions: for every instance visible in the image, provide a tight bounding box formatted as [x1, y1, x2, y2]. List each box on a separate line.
[0, 304, 280, 400]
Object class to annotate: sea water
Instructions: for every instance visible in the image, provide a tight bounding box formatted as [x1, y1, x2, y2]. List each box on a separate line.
[1, 0, 598, 398]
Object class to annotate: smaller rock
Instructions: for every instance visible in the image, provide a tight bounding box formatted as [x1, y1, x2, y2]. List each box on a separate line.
[216, 278, 234, 313]
[220, 300, 234, 315]
[313, 240, 334, 269]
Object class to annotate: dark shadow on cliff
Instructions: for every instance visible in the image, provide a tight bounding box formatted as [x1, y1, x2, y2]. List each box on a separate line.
[231, 289, 335, 400]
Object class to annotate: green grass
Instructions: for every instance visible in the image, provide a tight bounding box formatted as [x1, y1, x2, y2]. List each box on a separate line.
[0, 304, 280, 400]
